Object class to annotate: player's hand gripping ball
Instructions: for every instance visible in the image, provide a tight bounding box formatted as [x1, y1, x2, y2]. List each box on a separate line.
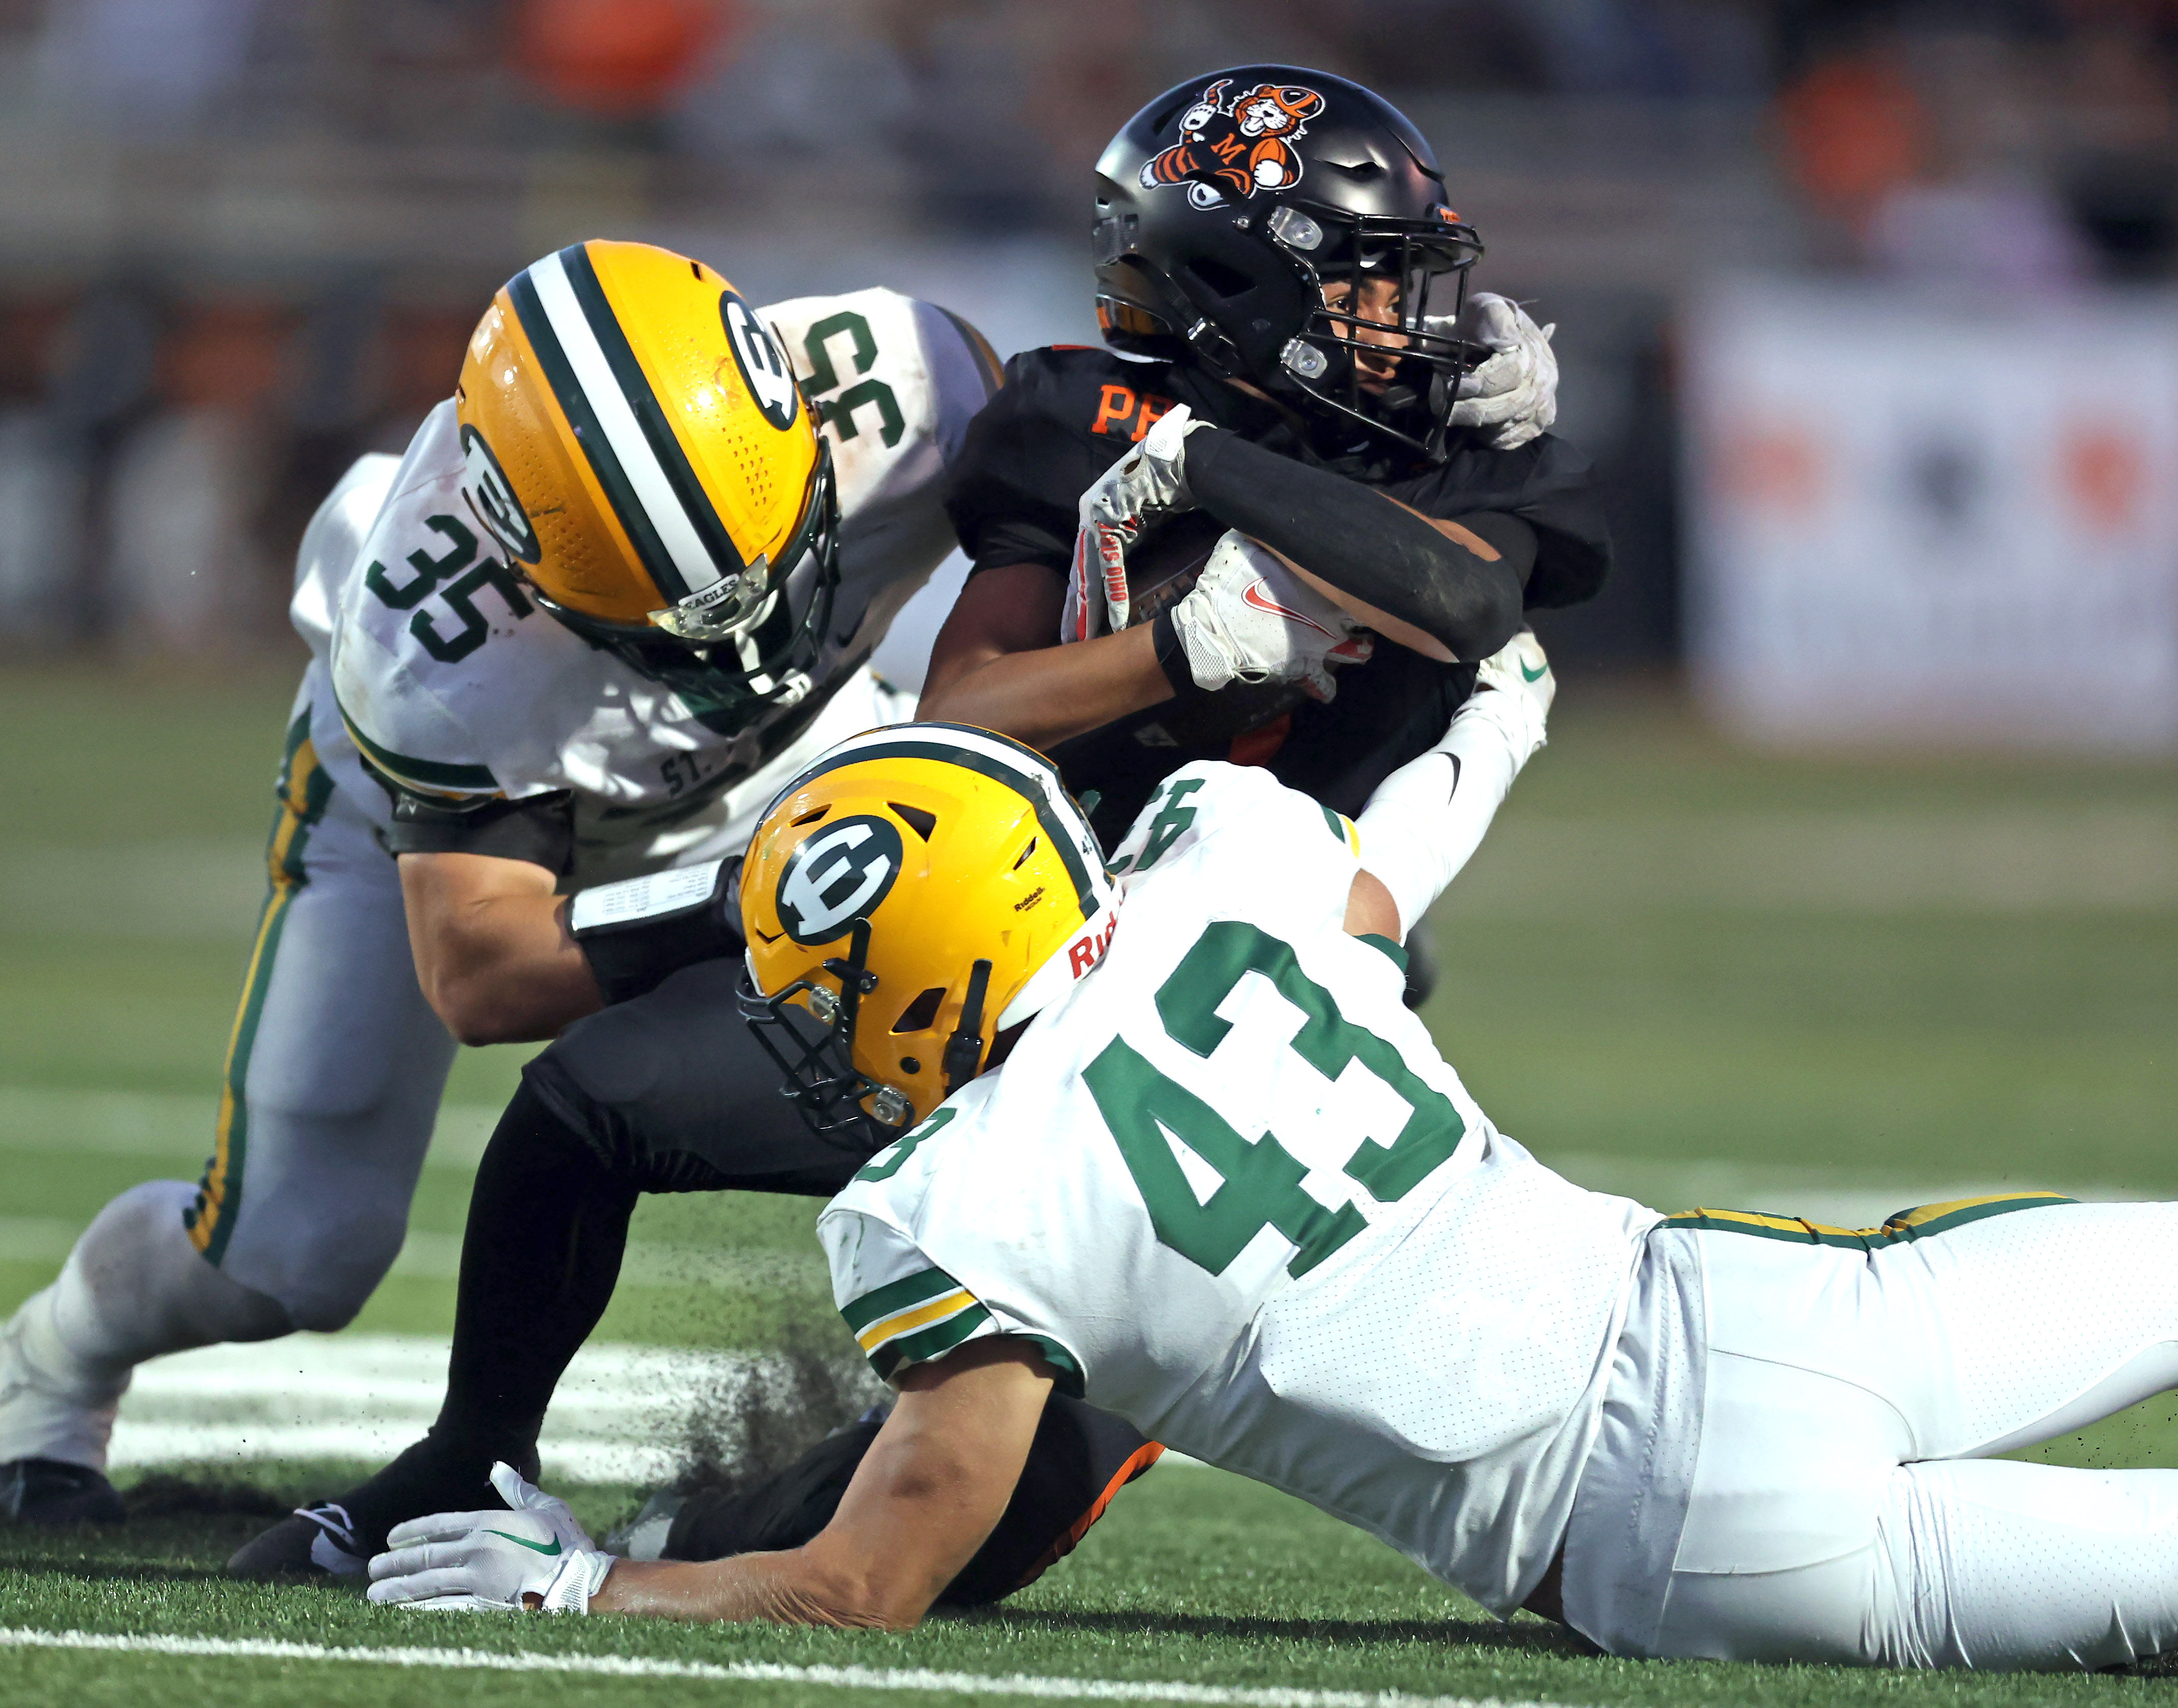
[367, 1461, 615, 1614]
[1168, 533, 1372, 701]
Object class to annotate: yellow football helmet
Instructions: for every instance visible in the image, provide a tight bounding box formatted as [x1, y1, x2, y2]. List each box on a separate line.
[739, 723, 1120, 1150]
[455, 238, 836, 709]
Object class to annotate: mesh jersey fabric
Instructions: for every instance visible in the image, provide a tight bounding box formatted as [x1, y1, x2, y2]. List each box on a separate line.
[820, 761, 1658, 1615]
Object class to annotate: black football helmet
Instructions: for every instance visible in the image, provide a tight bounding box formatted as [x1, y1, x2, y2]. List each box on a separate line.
[1093, 68, 1485, 462]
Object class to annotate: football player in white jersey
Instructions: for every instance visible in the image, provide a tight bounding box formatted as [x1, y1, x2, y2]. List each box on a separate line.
[0, 239, 1001, 1526]
[372, 725, 2178, 1673]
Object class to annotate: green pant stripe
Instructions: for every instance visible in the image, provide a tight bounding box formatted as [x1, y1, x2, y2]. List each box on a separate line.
[1664, 1191, 2076, 1253]
[187, 713, 336, 1264]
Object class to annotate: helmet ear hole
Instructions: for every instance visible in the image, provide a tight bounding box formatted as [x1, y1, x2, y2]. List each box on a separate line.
[890, 802, 938, 841]
[891, 986, 946, 1034]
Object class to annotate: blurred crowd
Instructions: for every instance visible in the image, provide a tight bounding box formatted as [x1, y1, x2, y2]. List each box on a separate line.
[1777, 0, 2178, 284]
[0, 0, 2174, 660]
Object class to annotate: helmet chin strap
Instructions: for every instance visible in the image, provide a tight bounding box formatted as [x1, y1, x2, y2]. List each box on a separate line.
[823, 918, 880, 1031]
[941, 959, 994, 1095]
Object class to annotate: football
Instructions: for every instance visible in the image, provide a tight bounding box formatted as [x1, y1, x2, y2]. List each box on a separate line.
[1120, 512, 1312, 749]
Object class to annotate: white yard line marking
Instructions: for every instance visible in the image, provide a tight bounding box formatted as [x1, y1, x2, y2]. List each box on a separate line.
[104, 1335, 792, 1480]
[0, 1627, 1552, 1707]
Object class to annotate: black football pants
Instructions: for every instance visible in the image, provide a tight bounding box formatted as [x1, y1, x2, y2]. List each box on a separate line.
[432, 957, 1156, 1601]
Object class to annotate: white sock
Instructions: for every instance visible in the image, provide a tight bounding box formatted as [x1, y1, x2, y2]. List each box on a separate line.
[1, 1180, 292, 1469]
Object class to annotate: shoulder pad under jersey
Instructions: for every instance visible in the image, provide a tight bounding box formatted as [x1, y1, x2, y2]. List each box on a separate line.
[761, 289, 1000, 516]
[1107, 760, 1360, 901]
[328, 406, 524, 803]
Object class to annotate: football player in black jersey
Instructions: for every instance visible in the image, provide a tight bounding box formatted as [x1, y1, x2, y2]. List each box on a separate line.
[921, 65, 1608, 848]
[225, 66, 1597, 1603]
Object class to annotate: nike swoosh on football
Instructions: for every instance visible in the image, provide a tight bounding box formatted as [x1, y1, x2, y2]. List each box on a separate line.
[484, 1529, 563, 1557]
[1520, 659, 1549, 682]
[1241, 582, 1334, 636]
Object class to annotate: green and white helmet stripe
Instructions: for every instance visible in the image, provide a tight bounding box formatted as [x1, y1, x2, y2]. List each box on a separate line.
[770, 722, 1112, 922]
[762, 722, 1121, 1028]
[506, 244, 754, 610]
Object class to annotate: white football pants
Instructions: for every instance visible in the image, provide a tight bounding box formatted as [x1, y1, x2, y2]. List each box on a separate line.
[1605, 1199, 2178, 1670]
[0, 665, 916, 1469]
[0, 707, 455, 1467]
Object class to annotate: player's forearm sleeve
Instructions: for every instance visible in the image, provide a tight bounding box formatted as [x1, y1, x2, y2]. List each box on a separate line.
[1185, 428, 1530, 660]
[1356, 690, 1540, 939]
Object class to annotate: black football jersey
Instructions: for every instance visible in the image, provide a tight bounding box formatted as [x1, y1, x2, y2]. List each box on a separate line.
[941, 345, 1613, 846]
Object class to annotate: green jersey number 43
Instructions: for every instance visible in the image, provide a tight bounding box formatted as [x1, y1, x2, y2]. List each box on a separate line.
[1084, 922, 1466, 1280]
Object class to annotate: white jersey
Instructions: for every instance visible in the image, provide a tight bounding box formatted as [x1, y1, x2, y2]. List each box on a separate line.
[290, 288, 998, 885]
[820, 763, 1659, 1616]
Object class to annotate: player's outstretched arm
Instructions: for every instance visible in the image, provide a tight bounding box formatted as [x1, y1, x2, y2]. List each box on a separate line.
[1354, 629, 1555, 939]
[398, 851, 604, 1046]
[919, 565, 1176, 748]
[595, 1339, 1054, 1627]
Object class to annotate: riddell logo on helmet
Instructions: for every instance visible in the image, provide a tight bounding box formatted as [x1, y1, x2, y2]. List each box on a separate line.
[1066, 915, 1120, 978]
[1140, 77, 1326, 210]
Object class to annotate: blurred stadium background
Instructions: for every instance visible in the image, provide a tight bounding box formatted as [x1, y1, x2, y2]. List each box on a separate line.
[0, 0, 2171, 1477]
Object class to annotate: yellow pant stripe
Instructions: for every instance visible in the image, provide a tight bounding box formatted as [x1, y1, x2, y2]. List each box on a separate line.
[187, 720, 334, 1263]
[1663, 1191, 2076, 1252]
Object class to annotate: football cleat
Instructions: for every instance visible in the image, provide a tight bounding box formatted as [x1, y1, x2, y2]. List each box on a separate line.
[225, 1501, 367, 1581]
[225, 1436, 541, 1582]
[0, 1457, 125, 1526]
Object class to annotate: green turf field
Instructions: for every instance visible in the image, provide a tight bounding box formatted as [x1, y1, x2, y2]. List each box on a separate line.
[0, 659, 2173, 1706]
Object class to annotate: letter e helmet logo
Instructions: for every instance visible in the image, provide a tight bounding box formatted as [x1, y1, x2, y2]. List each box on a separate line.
[777, 816, 905, 944]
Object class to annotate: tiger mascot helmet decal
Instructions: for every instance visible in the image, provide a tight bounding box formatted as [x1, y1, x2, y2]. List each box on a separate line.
[1141, 77, 1329, 210]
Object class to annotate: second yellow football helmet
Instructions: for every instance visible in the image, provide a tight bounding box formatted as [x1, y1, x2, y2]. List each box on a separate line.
[739, 724, 1120, 1149]
[455, 238, 835, 708]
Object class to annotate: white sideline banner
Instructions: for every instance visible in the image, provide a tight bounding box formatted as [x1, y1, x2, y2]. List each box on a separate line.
[1685, 281, 2178, 752]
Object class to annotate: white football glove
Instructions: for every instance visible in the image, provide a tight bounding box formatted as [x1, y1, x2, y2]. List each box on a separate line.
[1437, 293, 1557, 450]
[1167, 531, 1373, 701]
[366, 1461, 614, 1615]
[1066, 403, 1211, 640]
[1465, 625, 1555, 765]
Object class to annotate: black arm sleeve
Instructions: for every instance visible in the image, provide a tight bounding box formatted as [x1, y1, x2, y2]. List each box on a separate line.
[1185, 428, 1525, 660]
[1393, 431, 1611, 611]
[1456, 511, 1538, 591]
